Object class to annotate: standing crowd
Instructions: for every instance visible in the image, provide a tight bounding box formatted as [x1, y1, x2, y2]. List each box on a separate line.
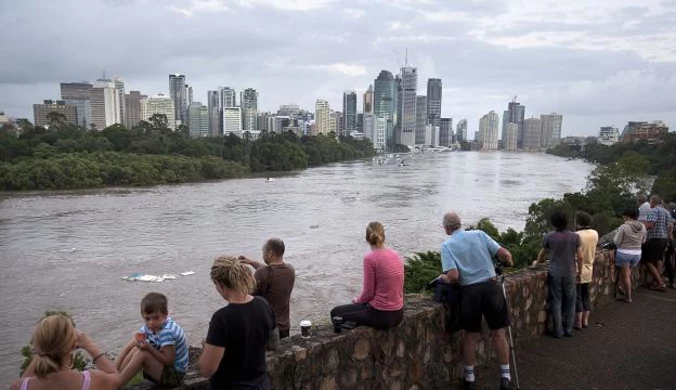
[12, 198, 674, 390]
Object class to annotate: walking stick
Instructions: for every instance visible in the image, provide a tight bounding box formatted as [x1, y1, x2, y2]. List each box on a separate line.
[500, 272, 521, 390]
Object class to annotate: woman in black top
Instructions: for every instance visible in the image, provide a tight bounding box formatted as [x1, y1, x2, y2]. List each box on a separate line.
[199, 256, 276, 390]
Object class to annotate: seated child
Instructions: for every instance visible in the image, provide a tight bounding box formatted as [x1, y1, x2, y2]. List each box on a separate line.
[116, 292, 189, 387]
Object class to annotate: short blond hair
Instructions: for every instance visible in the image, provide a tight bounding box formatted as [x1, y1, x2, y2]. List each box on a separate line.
[211, 255, 256, 294]
[32, 314, 77, 378]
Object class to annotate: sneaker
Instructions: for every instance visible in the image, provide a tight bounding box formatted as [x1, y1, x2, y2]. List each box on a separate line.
[500, 377, 514, 390]
[463, 379, 477, 390]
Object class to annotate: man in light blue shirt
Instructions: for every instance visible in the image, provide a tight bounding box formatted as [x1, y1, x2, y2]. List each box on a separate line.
[439, 211, 514, 390]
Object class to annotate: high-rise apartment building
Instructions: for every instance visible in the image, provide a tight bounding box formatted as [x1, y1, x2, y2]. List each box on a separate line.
[207, 90, 220, 137]
[240, 88, 258, 131]
[397, 65, 417, 147]
[479, 110, 500, 150]
[278, 104, 300, 116]
[502, 100, 526, 148]
[314, 99, 330, 135]
[91, 75, 123, 130]
[540, 113, 563, 148]
[373, 70, 397, 150]
[141, 94, 175, 129]
[504, 123, 518, 151]
[439, 118, 453, 147]
[223, 106, 242, 136]
[60, 82, 92, 128]
[328, 110, 337, 134]
[186, 85, 193, 107]
[334, 111, 343, 135]
[169, 74, 187, 126]
[415, 95, 427, 145]
[456, 119, 468, 142]
[363, 85, 374, 115]
[219, 87, 237, 108]
[125, 91, 146, 128]
[598, 126, 619, 146]
[114, 78, 126, 128]
[426, 78, 442, 126]
[363, 114, 387, 150]
[33, 100, 78, 127]
[522, 117, 543, 149]
[187, 102, 209, 138]
[343, 91, 357, 136]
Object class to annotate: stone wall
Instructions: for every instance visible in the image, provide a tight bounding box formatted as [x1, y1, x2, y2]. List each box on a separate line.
[130, 250, 620, 390]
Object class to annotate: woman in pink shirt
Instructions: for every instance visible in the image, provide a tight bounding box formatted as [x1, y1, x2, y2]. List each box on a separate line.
[330, 221, 405, 329]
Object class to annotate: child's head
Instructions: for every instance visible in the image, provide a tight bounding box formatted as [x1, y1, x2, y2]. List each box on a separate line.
[32, 314, 77, 378]
[140, 292, 168, 332]
[210, 255, 255, 298]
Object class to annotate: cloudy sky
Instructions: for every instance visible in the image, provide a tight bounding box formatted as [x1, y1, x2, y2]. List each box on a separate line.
[1, 0, 676, 136]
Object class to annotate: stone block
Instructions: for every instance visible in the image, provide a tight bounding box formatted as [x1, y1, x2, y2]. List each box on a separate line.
[352, 338, 371, 361]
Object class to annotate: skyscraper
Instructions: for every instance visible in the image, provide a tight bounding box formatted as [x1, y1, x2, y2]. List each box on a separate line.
[33, 100, 78, 127]
[223, 106, 242, 136]
[397, 65, 418, 147]
[415, 95, 427, 145]
[439, 118, 453, 147]
[456, 119, 468, 142]
[343, 91, 357, 136]
[522, 117, 542, 149]
[334, 111, 343, 136]
[186, 85, 193, 106]
[187, 102, 209, 138]
[363, 85, 374, 115]
[125, 91, 146, 128]
[240, 88, 258, 131]
[141, 94, 176, 130]
[207, 90, 220, 137]
[169, 74, 187, 126]
[479, 110, 500, 150]
[426, 78, 442, 126]
[114, 78, 126, 129]
[504, 123, 518, 151]
[540, 113, 563, 148]
[314, 99, 330, 135]
[61, 82, 92, 128]
[374, 71, 397, 150]
[91, 74, 123, 130]
[502, 99, 525, 148]
[219, 87, 237, 108]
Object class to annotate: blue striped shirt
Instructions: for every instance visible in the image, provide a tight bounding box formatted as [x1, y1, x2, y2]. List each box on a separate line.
[140, 317, 189, 372]
[647, 206, 674, 240]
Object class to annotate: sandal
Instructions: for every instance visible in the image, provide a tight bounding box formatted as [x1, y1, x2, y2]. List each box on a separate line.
[650, 285, 667, 292]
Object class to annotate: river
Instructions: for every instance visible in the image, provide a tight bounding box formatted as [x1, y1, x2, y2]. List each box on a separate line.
[0, 151, 592, 383]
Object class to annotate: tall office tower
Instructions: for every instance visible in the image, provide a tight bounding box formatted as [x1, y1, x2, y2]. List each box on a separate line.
[328, 110, 337, 134]
[540, 113, 563, 148]
[33, 100, 78, 127]
[223, 106, 242, 136]
[258, 112, 271, 132]
[356, 113, 364, 133]
[373, 70, 397, 150]
[186, 85, 193, 106]
[343, 91, 357, 136]
[415, 96, 428, 145]
[141, 94, 176, 130]
[240, 88, 258, 131]
[187, 102, 209, 138]
[334, 111, 343, 136]
[314, 99, 330, 135]
[456, 119, 468, 142]
[125, 91, 146, 128]
[363, 85, 374, 115]
[501, 99, 525, 148]
[363, 114, 386, 150]
[397, 65, 417, 147]
[91, 74, 123, 130]
[439, 118, 453, 147]
[479, 110, 500, 150]
[522, 117, 543, 149]
[219, 87, 236, 108]
[169, 74, 187, 126]
[426, 78, 442, 127]
[114, 78, 126, 128]
[207, 90, 220, 137]
[61, 82, 93, 128]
[504, 123, 518, 151]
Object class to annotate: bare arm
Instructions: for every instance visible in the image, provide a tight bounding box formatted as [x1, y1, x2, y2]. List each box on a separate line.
[239, 256, 265, 270]
[199, 343, 225, 378]
[496, 247, 513, 267]
[443, 268, 460, 283]
[576, 247, 584, 280]
[534, 248, 547, 264]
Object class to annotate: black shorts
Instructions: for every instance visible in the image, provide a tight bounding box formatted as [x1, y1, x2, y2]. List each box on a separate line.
[460, 280, 510, 332]
[642, 239, 668, 264]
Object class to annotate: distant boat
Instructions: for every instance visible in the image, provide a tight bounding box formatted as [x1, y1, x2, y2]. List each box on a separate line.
[265, 178, 275, 182]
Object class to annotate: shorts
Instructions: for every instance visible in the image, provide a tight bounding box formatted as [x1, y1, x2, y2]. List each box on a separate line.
[460, 280, 510, 332]
[143, 365, 185, 388]
[615, 251, 641, 268]
[642, 239, 668, 264]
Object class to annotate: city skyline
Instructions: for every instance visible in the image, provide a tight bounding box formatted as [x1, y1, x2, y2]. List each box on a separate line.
[2, 0, 676, 136]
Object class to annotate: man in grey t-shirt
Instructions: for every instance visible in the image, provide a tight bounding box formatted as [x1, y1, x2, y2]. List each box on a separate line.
[637, 194, 651, 222]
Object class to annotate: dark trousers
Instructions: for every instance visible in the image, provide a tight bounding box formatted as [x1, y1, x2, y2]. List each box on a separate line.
[665, 243, 675, 285]
[549, 275, 576, 336]
[330, 303, 403, 329]
[576, 283, 591, 313]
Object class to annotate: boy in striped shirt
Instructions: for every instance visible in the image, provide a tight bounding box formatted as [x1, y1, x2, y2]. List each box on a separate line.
[116, 292, 189, 387]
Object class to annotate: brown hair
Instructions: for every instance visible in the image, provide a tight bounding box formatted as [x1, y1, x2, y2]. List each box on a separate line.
[140, 292, 168, 315]
[211, 255, 256, 294]
[365, 221, 385, 247]
[264, 238, 285, 257]
[32, 314, 77, 378]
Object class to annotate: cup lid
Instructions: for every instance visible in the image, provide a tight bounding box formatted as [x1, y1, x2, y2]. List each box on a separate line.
[300, 320, 312, 326]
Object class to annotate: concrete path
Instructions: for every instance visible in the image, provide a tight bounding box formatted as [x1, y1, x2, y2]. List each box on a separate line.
[467, 287, 676, 390]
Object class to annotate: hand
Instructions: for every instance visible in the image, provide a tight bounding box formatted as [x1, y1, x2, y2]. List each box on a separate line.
[439, 274, 449, 283]
[75, 331, 94, 351]
[576, 273, 582, 283]
[238, 256, 251, 264]
[136, 340, 149, 351]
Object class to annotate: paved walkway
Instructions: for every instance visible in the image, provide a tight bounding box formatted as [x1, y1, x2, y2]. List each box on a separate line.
[468, 287, 676, 390]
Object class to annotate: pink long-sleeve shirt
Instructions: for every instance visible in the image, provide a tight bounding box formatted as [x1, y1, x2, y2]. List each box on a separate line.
[354, 247, 404, 311]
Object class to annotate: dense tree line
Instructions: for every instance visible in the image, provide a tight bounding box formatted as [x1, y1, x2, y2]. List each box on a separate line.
[0, 114, 376, 190]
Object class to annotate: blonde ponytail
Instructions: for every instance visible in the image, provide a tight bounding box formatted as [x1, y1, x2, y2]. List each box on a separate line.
[211, 255, 256, 294]
[32, 314, 76, 378]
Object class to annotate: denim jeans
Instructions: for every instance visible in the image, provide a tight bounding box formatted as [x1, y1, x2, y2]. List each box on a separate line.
[549, 275, 577, 336]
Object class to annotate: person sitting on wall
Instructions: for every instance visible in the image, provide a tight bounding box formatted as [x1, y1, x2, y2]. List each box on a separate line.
[438, 211, 514, 390]
[574, 211, 598, 329]
[330, 221, 405, 329]
[239, 238, 295, 339]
